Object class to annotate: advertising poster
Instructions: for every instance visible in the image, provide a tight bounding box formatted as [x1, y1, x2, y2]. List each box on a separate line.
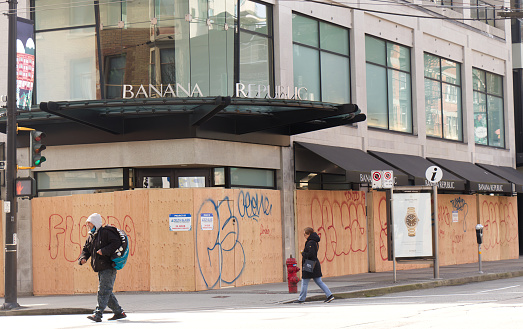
[169, 213, 192, 231]
[393, 192, 433, 258]
[200, 213, 214, 230]
[16, 18, 35, 111]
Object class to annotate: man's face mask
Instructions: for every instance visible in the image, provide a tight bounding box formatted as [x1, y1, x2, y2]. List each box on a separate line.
[90, 227, 96, 233]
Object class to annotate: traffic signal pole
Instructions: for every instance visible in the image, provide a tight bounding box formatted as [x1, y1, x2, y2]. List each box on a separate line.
[2, 0, 19, 310]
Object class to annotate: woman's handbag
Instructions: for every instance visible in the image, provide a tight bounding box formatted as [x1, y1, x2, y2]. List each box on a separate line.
[303, 259, 316, 273]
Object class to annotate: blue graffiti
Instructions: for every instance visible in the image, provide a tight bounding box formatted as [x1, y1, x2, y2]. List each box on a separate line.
[237, 190, 272, 221]
[451, 197, 469, 232]
[195, 191, 273, 289]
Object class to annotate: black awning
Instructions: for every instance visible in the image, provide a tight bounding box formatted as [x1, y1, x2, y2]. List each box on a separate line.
[295, 142, 409, 185]
[0, 97, 366, 137]
[428, 157, 512, 193]
[476, 163, 523, 193]
[368, 151, 466, 191]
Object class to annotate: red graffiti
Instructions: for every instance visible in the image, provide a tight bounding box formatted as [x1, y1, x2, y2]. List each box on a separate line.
[481, 200, 518, 251]
[48, 214, 136, 262]
[260, 224, 271, 236]
[309, 192, 367, 263]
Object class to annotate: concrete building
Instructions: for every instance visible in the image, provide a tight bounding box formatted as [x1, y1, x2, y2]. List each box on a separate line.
[0, 0, 521, 294]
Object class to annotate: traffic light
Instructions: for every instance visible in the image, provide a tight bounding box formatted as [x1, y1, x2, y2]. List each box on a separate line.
[30, 130, 46, 167]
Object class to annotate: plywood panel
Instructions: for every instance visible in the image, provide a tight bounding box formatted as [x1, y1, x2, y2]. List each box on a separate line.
[296, 190, 367, 277]
[498, 196, 519, 260]
[478, 195, 501, 261]
[149, 189, 195, 291]
[113, 190, 150, 292]
[32, 196, 76, 295]
[437, 195, 478, 266]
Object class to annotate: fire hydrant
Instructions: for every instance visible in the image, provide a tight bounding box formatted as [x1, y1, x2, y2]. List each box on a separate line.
[286, 255, 300, 293]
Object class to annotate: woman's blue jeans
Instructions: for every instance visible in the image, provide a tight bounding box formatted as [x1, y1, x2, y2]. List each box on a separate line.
[298, 277, 332, 302]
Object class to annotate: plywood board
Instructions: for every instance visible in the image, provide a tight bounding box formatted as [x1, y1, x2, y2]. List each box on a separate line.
[295, 190, 368, 277]
[498, 196, 519, 260]
[0, 201, 4, 297]
[437, 195, 478, 266]
[32, 196, 76, 295]
[149, 189, 196, 291]
[113, 190, 150, 291]
[478, 194, 501, 261]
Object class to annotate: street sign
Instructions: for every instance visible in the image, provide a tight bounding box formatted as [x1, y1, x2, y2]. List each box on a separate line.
[383, 170, 394, 188]
[371, 170, 382, 189]
[425, 166, 443, 184]
[0, 161, 5, 170]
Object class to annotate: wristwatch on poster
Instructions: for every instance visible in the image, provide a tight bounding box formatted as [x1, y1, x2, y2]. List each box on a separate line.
[405, 207, 419, 237]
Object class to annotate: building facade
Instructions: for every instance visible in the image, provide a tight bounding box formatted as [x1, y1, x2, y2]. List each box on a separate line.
[0, 0, 520, 294]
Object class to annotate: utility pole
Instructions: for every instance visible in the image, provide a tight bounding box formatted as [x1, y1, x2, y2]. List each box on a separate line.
[2, 0, 19, 310]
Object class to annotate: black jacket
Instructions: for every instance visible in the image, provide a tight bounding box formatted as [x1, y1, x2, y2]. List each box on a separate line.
[79, 226, 121, 272]
[301, 232, 322, 279]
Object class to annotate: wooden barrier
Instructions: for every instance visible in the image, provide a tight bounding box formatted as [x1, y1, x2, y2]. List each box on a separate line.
[295, 190, 368, 277]
[478, 195, 519, 261]
[31, 188, 282, 295]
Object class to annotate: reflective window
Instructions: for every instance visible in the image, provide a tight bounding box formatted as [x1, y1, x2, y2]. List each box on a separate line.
[106, 55, 126, 99]
[36, 168, 124, 190]
[471, 0, 497, 27]
[424, 53, 462, 141]
[366, 35, 412, 133]
[292, 14, 350, 103]
[231, 167, 274, 188]
[473, 68, 504, 147]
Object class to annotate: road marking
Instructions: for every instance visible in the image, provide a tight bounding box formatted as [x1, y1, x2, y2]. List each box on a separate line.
[478, 285, 520, 294]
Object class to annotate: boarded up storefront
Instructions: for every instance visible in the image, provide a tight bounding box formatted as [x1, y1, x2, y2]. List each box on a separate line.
[31, 189, 282, 295]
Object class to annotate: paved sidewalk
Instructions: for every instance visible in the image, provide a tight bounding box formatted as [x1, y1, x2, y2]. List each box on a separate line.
[2, 257, 523, 316]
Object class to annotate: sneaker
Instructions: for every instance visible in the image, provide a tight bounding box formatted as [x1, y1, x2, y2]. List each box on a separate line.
[292, 300, 304, 304]
[324, 295, 334, 303]
[87, 314, 102, 322]
[108, 312, 127, 320]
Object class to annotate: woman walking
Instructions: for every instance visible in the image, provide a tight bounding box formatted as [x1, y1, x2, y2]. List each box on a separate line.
[294, 227, 334, 303]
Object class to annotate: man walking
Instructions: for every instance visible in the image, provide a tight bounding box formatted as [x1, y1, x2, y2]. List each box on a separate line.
[78, 213, 127, 322]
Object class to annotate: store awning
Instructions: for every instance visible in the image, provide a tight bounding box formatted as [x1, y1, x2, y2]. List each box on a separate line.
[368, 151, 466, 191]
[476, 163, 523, 193]
[428, 157, 512, 193]
[0, 97, 366, 136]
[295, 142, 409, 185]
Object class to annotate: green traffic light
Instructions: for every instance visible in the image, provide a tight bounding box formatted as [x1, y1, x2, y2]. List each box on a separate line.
[34, 156, 46, 166]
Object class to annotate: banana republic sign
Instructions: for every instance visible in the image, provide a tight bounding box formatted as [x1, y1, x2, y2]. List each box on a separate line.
[122, 83, 308, 100]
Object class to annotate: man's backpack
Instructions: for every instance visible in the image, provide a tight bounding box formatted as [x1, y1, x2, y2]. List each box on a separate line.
[104, 225, 130, 270]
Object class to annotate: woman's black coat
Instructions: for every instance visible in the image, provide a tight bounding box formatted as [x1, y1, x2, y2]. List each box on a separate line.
[301, 232, 322, 279]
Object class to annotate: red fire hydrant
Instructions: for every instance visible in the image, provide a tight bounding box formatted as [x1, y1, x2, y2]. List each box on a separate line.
[286, 255, 300, 293]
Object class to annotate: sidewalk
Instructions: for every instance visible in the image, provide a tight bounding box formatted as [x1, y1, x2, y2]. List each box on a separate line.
[2, 257, 523, 316]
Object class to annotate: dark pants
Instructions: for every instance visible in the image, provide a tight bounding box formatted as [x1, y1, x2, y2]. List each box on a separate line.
[94, 268, 123, 316]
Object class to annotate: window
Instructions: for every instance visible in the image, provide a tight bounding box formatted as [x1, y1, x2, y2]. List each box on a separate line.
[365, 35, 412, 133]
[230, 167, 275, 188]
[473, 68, 504, 147]
[105, 55, 126, 99]
[424, 53, 462, 141]
[151, 48, 175, 85]
[239, 1, 273, 91]
[292, 14, 350, 103]
[471, 0, 497, 27]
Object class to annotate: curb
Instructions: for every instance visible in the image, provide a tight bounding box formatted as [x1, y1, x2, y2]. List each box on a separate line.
[302, 270, 523, 303]
[0, 308, 92, 316]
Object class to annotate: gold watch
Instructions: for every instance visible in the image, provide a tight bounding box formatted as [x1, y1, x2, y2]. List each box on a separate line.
[405, 207, 419, 237]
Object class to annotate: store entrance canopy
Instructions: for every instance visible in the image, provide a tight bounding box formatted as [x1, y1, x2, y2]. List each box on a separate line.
[369, 151, 465, 191]
[0, 97, 366, 136]
[295, 142, 409, 185]
[428, 157, 512, 194]
[476, 163, 523, 193]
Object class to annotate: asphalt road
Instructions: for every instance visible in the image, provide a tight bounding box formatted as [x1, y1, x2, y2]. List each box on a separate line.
[3, 276, 523, 328]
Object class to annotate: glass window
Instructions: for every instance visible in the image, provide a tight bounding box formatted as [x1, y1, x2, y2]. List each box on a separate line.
[471, 0, 497, 27]
[423, 53, 462, 141]
[366, 35, 412, 133]
[240, 1, 269, 35]
[231, 167, 274, 188]
[473, 68, 504, 147]
[35, 0, 95, 30]
[293, 14, 350, 103]
[36, 168, 124, 190]
[106, 55, 126, 99]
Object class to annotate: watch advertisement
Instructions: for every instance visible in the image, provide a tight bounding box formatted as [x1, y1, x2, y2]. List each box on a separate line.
[393, 193, 433, 258]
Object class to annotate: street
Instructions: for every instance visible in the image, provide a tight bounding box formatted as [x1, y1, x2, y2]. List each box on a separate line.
[3, 276, 523, 328]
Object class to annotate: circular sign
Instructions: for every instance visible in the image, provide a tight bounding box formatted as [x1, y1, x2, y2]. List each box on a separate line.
[373, 171, 382, 182]
[425, 166, 443, 183]
[384, 171, 392, 180]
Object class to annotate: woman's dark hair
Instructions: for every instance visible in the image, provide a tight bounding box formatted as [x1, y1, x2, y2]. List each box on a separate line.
[304, 227, 314, 235]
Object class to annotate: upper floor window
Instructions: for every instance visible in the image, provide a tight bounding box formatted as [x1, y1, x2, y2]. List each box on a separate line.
[105, 55, 126, 99]
[365, 35, 412, 133]
[424, 53, 462, 141]
[473, 68, 504, 147]
[292, 14, 350, 103]
[471, 0, 497, 27]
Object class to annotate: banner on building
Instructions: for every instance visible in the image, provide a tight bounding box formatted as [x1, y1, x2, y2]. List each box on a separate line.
[17, 17, 35, 111]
